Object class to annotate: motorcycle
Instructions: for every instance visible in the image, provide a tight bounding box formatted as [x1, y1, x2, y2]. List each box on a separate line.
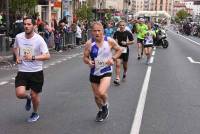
[154, 28, 169, 48]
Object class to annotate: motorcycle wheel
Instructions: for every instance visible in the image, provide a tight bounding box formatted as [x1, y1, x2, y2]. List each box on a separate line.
[162, 40, 168, 48]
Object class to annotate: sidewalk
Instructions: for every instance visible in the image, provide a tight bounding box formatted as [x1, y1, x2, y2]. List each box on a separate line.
[0, 47, 68, 63]
[0, 45, 83, 83]
[0, 43, 84, 67]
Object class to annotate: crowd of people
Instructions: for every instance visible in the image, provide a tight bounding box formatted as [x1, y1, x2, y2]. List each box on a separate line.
[10, 15, 90, 53]
[83, 18, 166, 122]
[175, 21, 200, 37]
[12, 15, 166, 123]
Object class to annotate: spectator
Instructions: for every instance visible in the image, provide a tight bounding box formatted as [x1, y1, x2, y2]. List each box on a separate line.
[14, 15, 24, 36]
[0, 12, 3, 25]
[44, 21, 53, 47]
[37, 18, 44, 33]
[54, 30, 62, 52]
[104, 23, 114, 37]
[75, 24, 82, 46]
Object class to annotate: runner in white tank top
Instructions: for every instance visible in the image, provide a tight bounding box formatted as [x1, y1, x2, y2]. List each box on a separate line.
[90, 36, 113, 76]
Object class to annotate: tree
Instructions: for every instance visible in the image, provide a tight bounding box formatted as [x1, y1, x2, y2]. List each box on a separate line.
[176, 9, 189, 21]
[75, 4, 93, 22]
[10, 0, 37, 17]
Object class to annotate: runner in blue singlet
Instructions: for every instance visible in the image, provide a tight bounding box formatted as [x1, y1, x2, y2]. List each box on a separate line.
[83, 22, 122, 122]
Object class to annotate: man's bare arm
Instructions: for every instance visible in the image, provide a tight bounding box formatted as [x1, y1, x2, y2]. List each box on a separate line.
[83, 40, 95, 67]
[109, 38, 122, 60]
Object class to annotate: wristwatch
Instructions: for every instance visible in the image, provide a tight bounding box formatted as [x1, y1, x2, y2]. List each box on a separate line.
[32, 56, 36, 61]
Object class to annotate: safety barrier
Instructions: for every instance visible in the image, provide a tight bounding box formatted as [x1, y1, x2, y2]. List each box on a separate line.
[63, 32, 76, 49]
[0, 34, 12, 56]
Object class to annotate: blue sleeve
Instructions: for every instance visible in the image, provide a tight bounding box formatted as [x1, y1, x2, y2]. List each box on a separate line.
[127, 31, 134, 41]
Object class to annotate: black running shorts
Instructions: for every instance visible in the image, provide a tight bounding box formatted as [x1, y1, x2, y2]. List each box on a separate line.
[137, 38, 144, 45]
[119, 47, 129, 62]
[15, 71, 44, 93]
[90, 73, 112, 84]
[144, 44, 153, 48]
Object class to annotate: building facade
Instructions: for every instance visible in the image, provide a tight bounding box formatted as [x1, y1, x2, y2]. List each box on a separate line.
[131, 0, 174, 16]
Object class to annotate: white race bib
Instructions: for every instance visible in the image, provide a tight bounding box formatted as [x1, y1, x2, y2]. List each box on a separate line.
[20, 46, 34, 62]
[94, 58, 107, 68]
[121, 47, 127, 53]
[144, 36, 153, 45]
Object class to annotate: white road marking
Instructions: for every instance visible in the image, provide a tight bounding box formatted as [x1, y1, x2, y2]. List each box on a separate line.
[179, 35, 200, 46]
[0, 52, 81, 86]
[50, 63, 56, 66]
[0, 81, 9, 85]
[168, 29, 200, 46]
[43, 66, 48, 69]
[149, 56, 154, 64]
[56, 61, 62, 63]
[187, 57, 200, 64]
[130, 66, 152, 134]
[73, 54, 79, 57]
[152, 50, 155, 56]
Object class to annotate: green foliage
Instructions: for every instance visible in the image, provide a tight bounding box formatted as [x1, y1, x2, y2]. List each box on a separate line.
[176, 9, 189, 21]
[75, 4, 93, 22]
[10, 0, 37, 17]
[105, 13, 112, 22]
[174, 16, 180, 23]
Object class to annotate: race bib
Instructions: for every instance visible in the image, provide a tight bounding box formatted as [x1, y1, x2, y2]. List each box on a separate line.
[144, 36, 153, 45]
[94, 58, 107, 68]
[121, 47, 127, 53]
[19, 46, 34, 62]
[20, 45, 34, 56]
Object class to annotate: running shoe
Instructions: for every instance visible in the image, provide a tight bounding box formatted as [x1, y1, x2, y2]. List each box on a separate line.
[25, 97, 31, 111]
[146, 58, 150, 65]
[102, 104, 109, 120]
[122, 72, 127, 80]
[113, 79, 120, 85]
[27, 112, 40, 123]
[137, 55, 141, 60]
[95, 110, 103, 122]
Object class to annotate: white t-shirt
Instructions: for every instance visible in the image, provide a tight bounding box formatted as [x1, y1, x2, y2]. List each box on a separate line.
[14, 32, 49, 72]
[76, 25, 82, 38]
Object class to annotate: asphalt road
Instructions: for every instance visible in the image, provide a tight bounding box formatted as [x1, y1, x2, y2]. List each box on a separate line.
[0, 31, 200, 134]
